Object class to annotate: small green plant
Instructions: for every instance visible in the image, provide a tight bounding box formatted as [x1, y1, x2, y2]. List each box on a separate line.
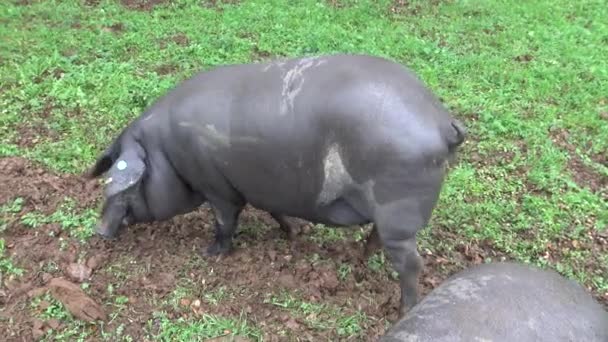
[1, 197, 24, 232]
[21, 212, 47, 229]
[308, 224, 348, 244]
[39, 296, 72, 321]
[338, 263, 352, 281]
[115, 295, 129, 305]
[30, 293, 93, 341]
[18, 198, 98, 240]
[0, 238, 24, 276]
[204, 286, 230, 306]
[1, 197, 24, 214]
[42, 260, 60, 274]
[367, 252, 387, 272]
[48, 199, 99, 241]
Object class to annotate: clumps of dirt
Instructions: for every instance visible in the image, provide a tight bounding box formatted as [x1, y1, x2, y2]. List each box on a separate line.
[47, 277, 107, 322]
[250, 46, 273, 62]
[460, 133, 524, 173]
[0, 157, 99, 213]
[249, 47, 288, 65]
[514, 54, 534, 63]
[154, 63, 178, 76]
[102, 22, 125, 34]
[33, 69, 65, 84]
[13, 122, 54, 148]
[482, 23, 506, 35]
[11, 98, 56, 147]
[65, 262, 93, 283]
[389, 0, 449, 16]
[549, 127, 607, 195]
[2, 155, 604, 340]
[201, 0, 241, 10]
[465, 143, 517, 169]
[120, 0, 169, 11]
[544, 231, 608, 305]
[159, 33, 190, 49]
[20, 277, 106, 338]
[140, 272, 176, 297]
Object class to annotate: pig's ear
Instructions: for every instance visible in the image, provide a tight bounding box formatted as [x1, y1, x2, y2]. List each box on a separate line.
[85, 140, 121, 179]
[104, 146, 147, 198]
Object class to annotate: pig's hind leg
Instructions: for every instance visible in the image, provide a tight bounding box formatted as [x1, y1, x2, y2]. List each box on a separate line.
[371, 167, 445, 317]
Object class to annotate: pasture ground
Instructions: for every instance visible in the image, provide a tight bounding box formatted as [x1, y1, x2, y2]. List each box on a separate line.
[1, 0, 606, 340]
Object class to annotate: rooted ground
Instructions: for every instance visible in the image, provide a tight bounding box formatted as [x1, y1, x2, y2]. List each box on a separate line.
[1, 0, 607, 341]
[0, 156, 460, 340]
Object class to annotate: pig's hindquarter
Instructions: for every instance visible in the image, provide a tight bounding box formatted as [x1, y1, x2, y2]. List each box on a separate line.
[167, 56, 447, 228]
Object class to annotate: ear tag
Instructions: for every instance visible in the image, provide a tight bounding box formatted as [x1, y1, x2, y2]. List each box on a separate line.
[116, 160, 128, 170]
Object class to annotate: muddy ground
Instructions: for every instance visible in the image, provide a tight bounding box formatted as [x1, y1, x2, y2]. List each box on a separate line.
[0, 155, 605, 341]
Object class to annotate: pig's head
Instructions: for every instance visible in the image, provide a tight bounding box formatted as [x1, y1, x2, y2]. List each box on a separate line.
[85, 135, 204, 239]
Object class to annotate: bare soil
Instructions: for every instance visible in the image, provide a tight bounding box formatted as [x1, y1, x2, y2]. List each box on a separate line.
[0, 155, 605, 341]
[120, 0, 170, 11]
[549, 127, 607, 198]
[158, 33, 190, 49]
[388, 0, 448, 16]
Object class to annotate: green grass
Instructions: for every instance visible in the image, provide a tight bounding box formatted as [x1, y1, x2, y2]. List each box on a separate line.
[29, 293, 93, 341]
[264, 291, 368, 337]
[0, 197, 24, 233]
[20, 197, 99, 241]
[0, 237, 25, 277]
[1, 0, 607, 338]
[29, 291, 133, 341]
[146, 311, 262, 341]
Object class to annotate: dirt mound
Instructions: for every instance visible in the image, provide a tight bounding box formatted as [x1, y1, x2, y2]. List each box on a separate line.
[47, 277, 106, 322]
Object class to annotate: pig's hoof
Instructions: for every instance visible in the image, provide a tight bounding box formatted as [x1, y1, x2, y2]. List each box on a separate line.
[203, 241, 232, 257]
[278, 224, 298, 241]
[398, 302, 416, 319]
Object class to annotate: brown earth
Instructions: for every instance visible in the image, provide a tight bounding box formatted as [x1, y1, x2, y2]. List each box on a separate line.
[0, 156, 463, 340]
[549, 127, 607, 198]
[155, 63, 179, 76]
[389, 0, 449, 16]
[159, 33, 190, 49]
[0, 154, 606, 340]
[120, 0, 170, 11]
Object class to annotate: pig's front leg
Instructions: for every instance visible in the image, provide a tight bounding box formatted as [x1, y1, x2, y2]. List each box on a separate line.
[204, 199, 244, 256]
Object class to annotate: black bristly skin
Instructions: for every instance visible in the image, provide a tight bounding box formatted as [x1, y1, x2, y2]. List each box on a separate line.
[86, 53, 467, 318]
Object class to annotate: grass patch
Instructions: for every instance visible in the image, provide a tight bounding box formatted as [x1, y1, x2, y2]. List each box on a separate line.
[0, 238, 24, 277]
[265, 291, 368, 337]
[29, 293, 93, 342]
[1, 0, 607, 337]
[20, 197, 98, 241]
[308, 223, 367, 246]
[146, 311, 262, 341]
[0, 197, 25, 233]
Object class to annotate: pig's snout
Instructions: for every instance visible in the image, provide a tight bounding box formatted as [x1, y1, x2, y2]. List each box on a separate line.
[96, 227, 117, 240]
[95, 220, 120, 240]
